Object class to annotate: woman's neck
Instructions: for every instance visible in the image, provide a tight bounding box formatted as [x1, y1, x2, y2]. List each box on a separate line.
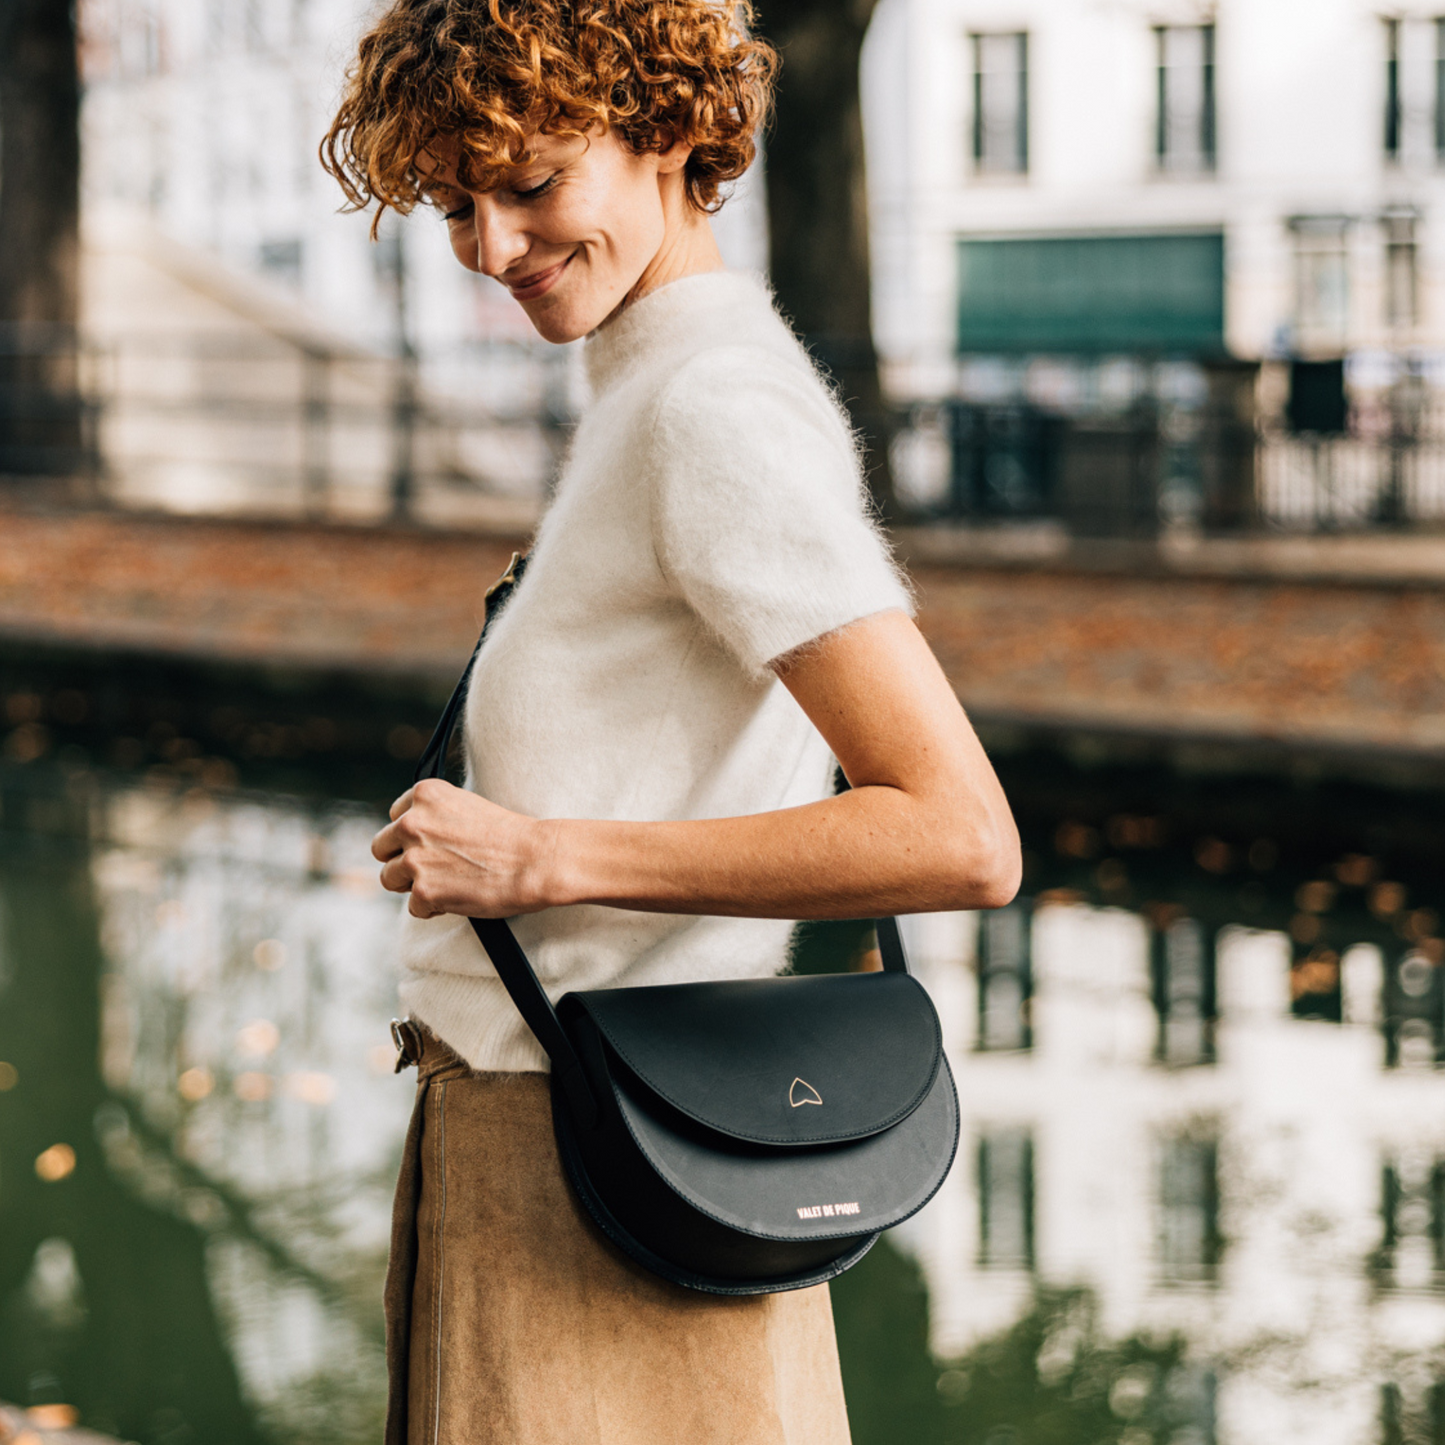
[615, 188, 725, 321]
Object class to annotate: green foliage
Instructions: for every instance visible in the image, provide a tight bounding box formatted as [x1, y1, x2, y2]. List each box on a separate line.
[833, 1236, 1212, 1445]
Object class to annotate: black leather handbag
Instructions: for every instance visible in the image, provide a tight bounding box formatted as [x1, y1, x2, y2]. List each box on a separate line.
[409, 554, 959, 1296]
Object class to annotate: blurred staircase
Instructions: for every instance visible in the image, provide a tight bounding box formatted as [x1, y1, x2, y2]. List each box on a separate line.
[75, 208, 550, 530]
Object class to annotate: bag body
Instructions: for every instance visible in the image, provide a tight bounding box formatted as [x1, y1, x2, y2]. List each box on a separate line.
[410, 555, 961, 1295]
[552, 971, 959, 1294]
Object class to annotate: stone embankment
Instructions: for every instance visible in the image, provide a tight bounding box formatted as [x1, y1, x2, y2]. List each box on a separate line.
[2, 504, 1444, 760]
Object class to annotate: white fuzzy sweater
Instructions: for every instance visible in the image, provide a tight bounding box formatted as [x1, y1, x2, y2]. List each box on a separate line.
[398, 270, 912, 1071]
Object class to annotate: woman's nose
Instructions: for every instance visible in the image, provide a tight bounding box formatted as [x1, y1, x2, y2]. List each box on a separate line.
[471, 203, 530, 278]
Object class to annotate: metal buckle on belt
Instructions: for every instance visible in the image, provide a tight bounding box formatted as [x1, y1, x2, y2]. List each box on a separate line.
[391, 1018, 423, 1073]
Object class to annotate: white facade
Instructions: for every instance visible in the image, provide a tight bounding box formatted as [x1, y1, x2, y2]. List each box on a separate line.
[862, 0, 1445, 396]
[79, 0, 768, 356]
[74, 0, 768, 516]
[897, 904, 1445, 1445]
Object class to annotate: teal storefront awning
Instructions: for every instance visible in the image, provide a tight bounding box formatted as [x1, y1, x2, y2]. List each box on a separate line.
[957, 232, 1226, 354]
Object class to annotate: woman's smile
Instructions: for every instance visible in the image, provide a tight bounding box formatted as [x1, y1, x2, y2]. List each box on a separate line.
[505, 251, 576, 301]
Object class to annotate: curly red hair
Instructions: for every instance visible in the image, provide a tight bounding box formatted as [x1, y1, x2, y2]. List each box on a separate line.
[322, 0, 776, 232]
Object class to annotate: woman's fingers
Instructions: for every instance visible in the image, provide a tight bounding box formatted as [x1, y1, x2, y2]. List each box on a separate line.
[379, 855, 414, 894]
[372, 823, 396, 862]
[370, 781, 543, 918]
[408, 890, 440, 920]
[373, 788, 423, 860]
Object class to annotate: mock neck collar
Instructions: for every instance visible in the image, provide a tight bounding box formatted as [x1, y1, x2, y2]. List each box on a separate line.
[583, 270, 772, 397]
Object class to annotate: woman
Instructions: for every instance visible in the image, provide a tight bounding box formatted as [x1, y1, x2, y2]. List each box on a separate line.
[325, 2, 1020, 1441]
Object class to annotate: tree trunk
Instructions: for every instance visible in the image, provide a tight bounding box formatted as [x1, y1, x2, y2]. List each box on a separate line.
[0, 0, 85, 479]
[754, 0, 898, 518]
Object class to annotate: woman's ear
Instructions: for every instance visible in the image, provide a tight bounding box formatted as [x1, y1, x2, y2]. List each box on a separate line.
[655, 138, 694, 175]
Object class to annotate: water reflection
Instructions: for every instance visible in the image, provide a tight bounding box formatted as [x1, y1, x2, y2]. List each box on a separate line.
[0, 761, 406, 1443]
[3, 730, 1445, 1444]
[883, 885, 1445, 1441]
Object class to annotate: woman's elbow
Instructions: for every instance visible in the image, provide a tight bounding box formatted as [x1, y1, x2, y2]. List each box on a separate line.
[940, 814, 1022, 912]
[971, 851, 1022, 911]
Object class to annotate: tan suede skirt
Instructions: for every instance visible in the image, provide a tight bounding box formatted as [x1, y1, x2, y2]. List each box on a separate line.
[383, 1024, 853, 1445]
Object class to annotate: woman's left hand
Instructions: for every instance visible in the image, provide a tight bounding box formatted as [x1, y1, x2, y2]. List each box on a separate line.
[371, 778, 554, 919]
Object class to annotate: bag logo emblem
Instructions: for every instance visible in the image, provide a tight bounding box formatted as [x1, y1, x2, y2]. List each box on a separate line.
[789, 1077, 823, 1108]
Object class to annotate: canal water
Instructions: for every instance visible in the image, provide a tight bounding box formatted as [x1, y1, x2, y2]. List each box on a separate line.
[2, 646, 1445, 1445]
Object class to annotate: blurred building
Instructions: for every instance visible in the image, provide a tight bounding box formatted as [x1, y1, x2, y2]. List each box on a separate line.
[897, 902, 1445, 1445]
[75, 0, 575, 517]
[73, 0, 767, 519]
[865, 0, 1445, 530]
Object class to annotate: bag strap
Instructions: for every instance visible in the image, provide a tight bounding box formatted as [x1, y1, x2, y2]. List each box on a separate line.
[412, 554, 599, 1127]
[412, 553, 910, 1123]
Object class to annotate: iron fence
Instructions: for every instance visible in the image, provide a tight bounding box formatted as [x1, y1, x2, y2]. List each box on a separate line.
[901, 398, 1445, 534]
[10, 326, 1445, 536]
[0, 325, 575, 526]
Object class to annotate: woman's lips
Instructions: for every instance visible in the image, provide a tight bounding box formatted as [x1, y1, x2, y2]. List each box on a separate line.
[506, 253, 574, 302]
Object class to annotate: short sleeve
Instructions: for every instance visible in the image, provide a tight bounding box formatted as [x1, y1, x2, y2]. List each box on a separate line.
[648, 346, 913, 675]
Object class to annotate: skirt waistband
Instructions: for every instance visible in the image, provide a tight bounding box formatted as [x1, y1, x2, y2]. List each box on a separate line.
[390, 1018, 472, 1081]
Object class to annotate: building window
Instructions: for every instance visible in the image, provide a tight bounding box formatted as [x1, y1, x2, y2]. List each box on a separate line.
[1384, 211, 1419, 330]
[1382, 1381, 1445, 1442]
[1436, 20, 1445, 160]
[1158, 1137, 1221, 1281]
[971, 32, 1028, 176]
[1378, 1157, 1445, 1287]
[1291, 216, 1351, 353]
[1385, 941, 1445, 1068]
[977, 902, 1031, 1050]
[1152, 917, 1216, 1066]
[978, 1128, 1034, 1269]
[259, 239, 303, 288]
[1155, 24, 1216, 173]
[1386, 19, 1402, 161]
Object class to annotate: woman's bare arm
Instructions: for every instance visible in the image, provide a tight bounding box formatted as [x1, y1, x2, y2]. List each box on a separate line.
[372, 609, 1021, 920]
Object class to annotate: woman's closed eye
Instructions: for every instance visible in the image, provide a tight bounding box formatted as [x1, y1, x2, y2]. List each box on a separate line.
[512, 173, 561, 201]
[441, 174, 556, 222]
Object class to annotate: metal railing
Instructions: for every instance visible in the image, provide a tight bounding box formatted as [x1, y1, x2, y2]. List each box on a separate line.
[0, 325, 576, 527]
[11, 326, 1445, 537]
[897, 397, 1445, 535]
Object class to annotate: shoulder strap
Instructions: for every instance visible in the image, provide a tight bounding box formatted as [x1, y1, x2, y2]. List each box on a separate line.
[413, 554, 599, 1127]
[412, 552, 526, 785]
[413, 557, 910, 1124]
[877, 916, 909, 974]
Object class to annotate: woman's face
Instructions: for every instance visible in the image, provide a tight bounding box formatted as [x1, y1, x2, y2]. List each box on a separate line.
[424, 128, 689, 344]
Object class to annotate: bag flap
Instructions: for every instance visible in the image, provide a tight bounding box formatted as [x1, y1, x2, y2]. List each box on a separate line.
[561, 972, 942, 1147]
